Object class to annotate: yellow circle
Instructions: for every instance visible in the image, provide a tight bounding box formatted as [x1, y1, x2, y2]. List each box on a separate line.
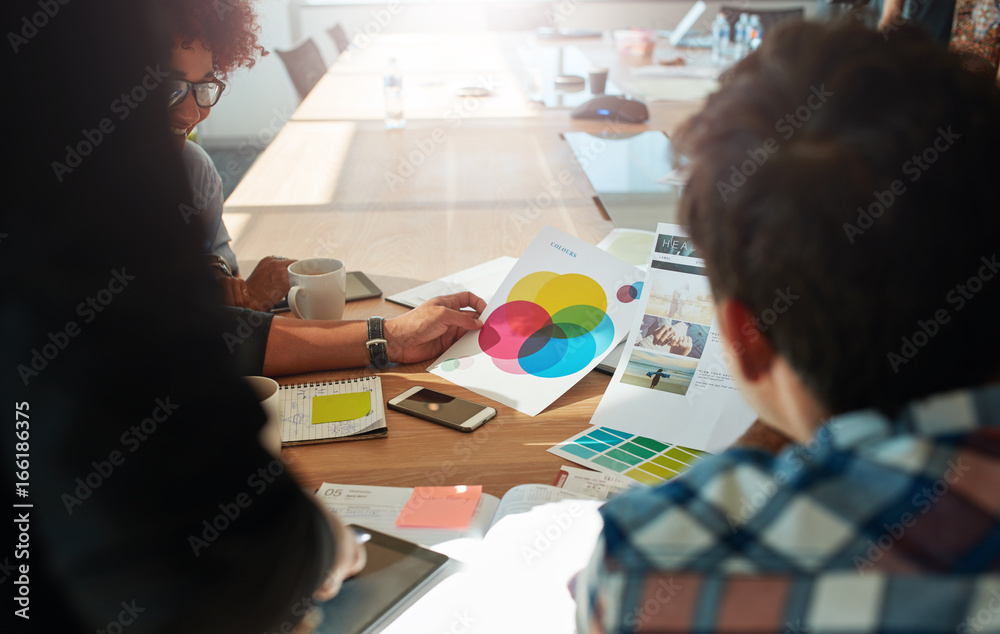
[507, 272, 606, 316]
[508, 271, 559, 304]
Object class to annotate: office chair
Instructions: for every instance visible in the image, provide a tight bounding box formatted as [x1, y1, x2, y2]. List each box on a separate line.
[719, 6, 805, 40]
[275, 38, 327, 101]
[326, 23, 350, 56]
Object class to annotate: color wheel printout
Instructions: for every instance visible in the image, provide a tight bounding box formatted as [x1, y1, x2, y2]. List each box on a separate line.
[429, 226, 643, 416]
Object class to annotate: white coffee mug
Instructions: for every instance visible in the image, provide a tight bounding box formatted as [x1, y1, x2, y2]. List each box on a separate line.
[245, 376, 281, 456]
[287, 258, 346, 320]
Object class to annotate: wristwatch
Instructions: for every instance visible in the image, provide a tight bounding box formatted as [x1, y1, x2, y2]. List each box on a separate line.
[366, 316, 390, 369]
[205, 254, 232, 277]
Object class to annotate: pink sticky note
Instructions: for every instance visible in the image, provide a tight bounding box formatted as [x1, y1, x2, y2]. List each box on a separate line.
[395, 485, 483, 529]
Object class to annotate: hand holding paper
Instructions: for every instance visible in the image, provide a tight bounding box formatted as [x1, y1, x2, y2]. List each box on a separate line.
[429, 227, 643, 416]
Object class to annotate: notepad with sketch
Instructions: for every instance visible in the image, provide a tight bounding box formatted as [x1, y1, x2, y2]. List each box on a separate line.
[279, 376, 386, 445]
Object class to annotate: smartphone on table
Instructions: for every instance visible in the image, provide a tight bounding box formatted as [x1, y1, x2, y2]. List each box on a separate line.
[387, 386, 496, 432]
[346, 271, 382, 302]
[270, 270, 381, 313]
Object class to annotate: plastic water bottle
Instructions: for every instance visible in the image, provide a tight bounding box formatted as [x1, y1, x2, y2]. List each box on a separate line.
[735, 13, 750, 59]
[711, 13, 730, 65]
[748, 15, 763, 51]
[383, 58, 405, 129]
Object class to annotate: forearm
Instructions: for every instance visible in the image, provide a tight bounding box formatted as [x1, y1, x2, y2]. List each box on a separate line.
[262, 318, 372, 375]
[880, 0, 905, 26]
[260, 292, 487, 376]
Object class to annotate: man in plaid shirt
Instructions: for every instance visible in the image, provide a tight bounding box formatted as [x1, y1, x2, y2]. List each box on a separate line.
[575, 20, 1000, 634]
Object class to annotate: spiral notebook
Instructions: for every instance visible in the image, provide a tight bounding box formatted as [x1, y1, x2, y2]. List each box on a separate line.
[279, 376, 387, 445]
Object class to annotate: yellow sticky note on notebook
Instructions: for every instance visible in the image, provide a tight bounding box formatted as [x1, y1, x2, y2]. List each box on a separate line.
[311, 392, 371, 424]
[396, 485, 483, 529]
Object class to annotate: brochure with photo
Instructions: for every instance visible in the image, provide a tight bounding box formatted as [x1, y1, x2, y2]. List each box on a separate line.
[589, 223, 754, 452]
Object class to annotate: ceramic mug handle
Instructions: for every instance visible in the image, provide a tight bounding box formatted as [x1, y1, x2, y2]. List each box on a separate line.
[288, 285, 308, 319]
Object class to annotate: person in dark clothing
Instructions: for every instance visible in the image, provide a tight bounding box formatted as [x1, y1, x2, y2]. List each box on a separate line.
[1, 1, 361, 632]
[647, 368, 670, 389]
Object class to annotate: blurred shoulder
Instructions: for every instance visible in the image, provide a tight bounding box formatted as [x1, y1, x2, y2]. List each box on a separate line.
[181, 141, 218, 182]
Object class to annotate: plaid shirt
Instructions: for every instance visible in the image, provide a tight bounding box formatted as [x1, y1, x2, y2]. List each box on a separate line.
[576, 385, 1000, 633]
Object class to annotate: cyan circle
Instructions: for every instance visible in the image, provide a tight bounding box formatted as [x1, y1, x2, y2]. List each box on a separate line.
[518, 312, 616, 377]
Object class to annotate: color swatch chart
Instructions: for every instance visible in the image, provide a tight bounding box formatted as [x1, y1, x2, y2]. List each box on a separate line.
[548, 426, 709, 486]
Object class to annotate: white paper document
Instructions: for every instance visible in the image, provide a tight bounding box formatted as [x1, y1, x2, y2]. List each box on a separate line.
[316, 482, 500, 548]
[316, 482, 595, 551]
[428, 226, 643, 416]
[381, 498, 604, 634]
[589, 223, 754, 451]
[386, 256, 517, 309]
[553, 464, 633, 499]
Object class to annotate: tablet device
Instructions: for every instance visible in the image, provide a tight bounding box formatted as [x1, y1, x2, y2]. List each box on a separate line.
[316, 526, 452, 634]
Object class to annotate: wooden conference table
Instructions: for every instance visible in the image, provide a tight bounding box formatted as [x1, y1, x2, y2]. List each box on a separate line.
[224, 32, 708, 498]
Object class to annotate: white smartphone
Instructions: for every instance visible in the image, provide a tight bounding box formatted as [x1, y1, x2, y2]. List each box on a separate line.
[387, 386, 496, 432]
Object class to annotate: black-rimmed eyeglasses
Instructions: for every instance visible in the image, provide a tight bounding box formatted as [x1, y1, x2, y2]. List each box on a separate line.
[166, 78, 226, 108]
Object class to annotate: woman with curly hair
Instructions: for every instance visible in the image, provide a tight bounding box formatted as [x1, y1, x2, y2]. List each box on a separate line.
[155, 0, 292, 311]
[155, 0, 488, 379]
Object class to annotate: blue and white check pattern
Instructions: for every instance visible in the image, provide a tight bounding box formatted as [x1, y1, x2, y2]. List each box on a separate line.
[575, 385, 1000, 633]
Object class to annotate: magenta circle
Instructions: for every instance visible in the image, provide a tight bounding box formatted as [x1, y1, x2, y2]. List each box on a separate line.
[490, 355, 528, 374]
[479, 301, 552, 360]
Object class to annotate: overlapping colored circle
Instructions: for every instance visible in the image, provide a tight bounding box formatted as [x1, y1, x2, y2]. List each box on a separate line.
[479, 272, 615, 377]
[617, 281, 643, 303]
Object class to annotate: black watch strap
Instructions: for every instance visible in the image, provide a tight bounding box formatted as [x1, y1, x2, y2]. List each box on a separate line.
[366, 316, 390, 369]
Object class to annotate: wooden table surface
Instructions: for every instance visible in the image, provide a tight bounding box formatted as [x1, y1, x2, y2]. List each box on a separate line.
[224, 32, 705, 498]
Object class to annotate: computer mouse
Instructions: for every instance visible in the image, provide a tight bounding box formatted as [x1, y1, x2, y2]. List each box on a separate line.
[571, 95, 650, 123]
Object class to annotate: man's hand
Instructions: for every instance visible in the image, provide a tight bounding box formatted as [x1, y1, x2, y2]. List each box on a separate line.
[669, 335, 694, 356]
[246, 256, 295, 312]
[384, 292, 487, 364]
[219, 276, 250, 308]
[652, 325, 678, 346]
[652, 322, 688, 347]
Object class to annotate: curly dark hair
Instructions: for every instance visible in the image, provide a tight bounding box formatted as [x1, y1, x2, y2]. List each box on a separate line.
[154, 0, 267, 77]
[675, 20, 1000, 416]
